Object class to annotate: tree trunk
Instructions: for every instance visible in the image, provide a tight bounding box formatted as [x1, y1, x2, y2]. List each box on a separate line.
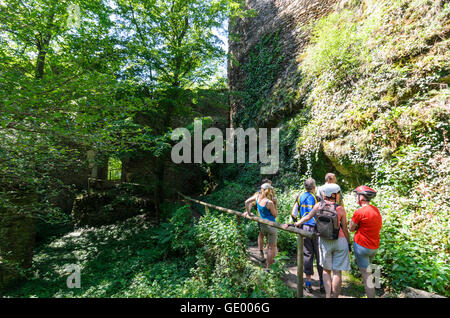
[35, 49, 47, 79]
[34, 12, 54, 80]
[35, 34, 51, 80]
[153, 85, 179, 223]
[154, 160, 165, 224]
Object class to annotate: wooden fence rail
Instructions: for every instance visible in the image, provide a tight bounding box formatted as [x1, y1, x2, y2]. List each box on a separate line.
[178, 192, 316, 298]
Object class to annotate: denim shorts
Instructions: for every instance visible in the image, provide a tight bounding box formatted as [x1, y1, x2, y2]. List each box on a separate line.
[353, 242, 378, 269]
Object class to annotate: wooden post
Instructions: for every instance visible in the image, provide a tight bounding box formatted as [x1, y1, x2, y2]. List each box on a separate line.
[297, 234, 304, 298]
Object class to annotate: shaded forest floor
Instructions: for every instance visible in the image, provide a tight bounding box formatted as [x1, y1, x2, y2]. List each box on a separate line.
[3, 208, 441, 298]
[4, 214, 370, 298]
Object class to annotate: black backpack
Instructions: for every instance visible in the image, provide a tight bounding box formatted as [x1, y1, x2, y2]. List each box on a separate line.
[316, 201, 340, 240]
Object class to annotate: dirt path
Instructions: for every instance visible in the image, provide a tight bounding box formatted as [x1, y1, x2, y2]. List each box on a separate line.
[247, 244, 366, 298]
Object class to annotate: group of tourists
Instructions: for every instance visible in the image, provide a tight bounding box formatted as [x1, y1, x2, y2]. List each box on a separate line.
[243, 173, 382, 298]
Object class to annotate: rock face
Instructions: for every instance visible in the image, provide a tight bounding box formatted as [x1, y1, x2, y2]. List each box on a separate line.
[401, 287, 446, 298]
[228, 0, 339, 125]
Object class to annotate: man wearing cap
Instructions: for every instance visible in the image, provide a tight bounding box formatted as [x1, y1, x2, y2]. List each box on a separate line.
[293, 183, 351, 298]
[244, 183, 278, 269]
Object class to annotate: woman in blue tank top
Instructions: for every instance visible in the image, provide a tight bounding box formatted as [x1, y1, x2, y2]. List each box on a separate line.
[244, 180, 277, 262]
[256, 195, 276, 222]
[244, 183, 278, 269]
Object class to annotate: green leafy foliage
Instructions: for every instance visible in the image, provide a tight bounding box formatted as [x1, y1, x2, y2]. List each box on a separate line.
[183, 210, 293, 297]
[229, 0, 449, 296]
[5, 203, 294, 298]
[343, 190, 450, 297]
[302, 10, 366, 91]
[0, 0, 247, 222]
[152, 205, 198, 257]
[2, 0, 448, 299]
[234, 30, 285, 128]
[294, 0, 448, 296]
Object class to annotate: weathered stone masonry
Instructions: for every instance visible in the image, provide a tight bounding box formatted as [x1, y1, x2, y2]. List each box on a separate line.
[228, 0, 340, 126]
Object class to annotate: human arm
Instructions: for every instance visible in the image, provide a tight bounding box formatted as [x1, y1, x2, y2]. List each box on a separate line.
[267, 200, 278, 218]
[272, 193, 278, 208]
[349, 210, 361, 232]
[282, 197, 300, 229]
[339, 196, 345, 208]
[290, 200, 299, 223]
[243, 194, 257, 218]
[340, 207, 351, 244]
[294, 203, 319, 227]
[316, 187, 323, 203]
[349, 220, 359, 232]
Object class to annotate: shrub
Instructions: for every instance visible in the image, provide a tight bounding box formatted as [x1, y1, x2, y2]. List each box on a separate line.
[184, 210, 294, 297]
[302, 10, 368, 92]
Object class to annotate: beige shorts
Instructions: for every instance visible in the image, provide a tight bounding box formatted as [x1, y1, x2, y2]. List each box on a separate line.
[318, 237, 351, 271]
[260, 224, 277, 245]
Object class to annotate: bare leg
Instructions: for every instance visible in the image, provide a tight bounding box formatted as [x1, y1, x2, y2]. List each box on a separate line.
[359, 267, 376, 298]
[258, 232, 265, 262]
[322, 269, 332, 298]
[331, 270, 342, 298]
[266, 242, 277, 268]
[258, 232, 265, 253]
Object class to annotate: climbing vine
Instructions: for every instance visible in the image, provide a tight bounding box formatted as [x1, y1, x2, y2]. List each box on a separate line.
[234, 30, 285, 128]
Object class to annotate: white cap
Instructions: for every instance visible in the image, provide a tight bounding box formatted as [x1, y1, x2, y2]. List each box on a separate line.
[321, 183, 341, 197]
[261, 183, 273, 190]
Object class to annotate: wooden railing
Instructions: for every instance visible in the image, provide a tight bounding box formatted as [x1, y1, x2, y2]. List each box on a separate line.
[178, 192, 316, 298]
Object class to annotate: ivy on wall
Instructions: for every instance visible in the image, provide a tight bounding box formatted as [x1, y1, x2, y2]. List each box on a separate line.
[234, 30, 285, 128]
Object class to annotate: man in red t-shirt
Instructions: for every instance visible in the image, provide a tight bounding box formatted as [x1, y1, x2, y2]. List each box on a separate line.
[349, 186, 382, 298]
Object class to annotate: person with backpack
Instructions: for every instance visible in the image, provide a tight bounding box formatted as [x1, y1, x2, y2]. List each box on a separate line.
[244, 183, 278, 270]
[317, 173, 345, 207]
[292, 183, 351, 298]
[289, 178, 324, 293]
[349, 186, 382, 298]
[245, 179, 277, 262]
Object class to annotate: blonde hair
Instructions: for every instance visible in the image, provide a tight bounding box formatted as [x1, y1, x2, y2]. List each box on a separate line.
[252, 188, 275, 206]
[262, 188, 274, 200]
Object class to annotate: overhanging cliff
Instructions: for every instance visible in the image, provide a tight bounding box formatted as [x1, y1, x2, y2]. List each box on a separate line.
[228, 0, 340, 128]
